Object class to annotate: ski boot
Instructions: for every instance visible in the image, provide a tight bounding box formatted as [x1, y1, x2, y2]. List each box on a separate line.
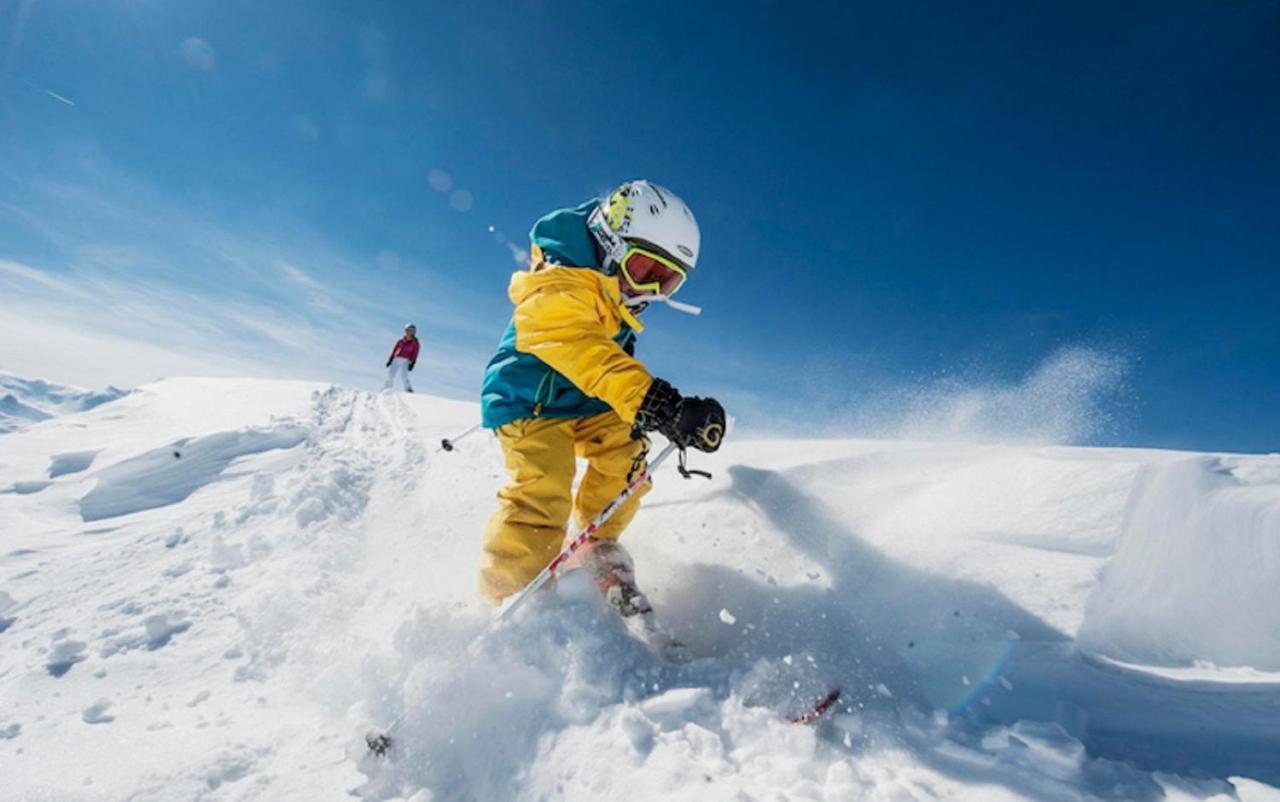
[579, 539, 690, 663]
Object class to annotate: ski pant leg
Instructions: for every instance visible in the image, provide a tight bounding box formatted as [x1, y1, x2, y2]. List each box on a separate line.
[480, 417, 577, 604]
[572, 411, 650, 541]
[387, 357, 412, 391]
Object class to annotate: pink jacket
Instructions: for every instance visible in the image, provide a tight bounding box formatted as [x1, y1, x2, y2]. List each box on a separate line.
[389, 337, 420, 364]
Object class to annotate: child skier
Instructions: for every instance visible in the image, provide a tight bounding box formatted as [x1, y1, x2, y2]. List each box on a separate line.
[383, 324, 419, 393]
[479, 180, 726, 616]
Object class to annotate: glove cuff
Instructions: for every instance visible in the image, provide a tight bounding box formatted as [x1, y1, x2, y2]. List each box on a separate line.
[635, 378, 682, 433]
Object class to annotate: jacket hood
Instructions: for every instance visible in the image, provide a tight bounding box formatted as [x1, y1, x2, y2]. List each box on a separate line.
[529, 200, 604, 270]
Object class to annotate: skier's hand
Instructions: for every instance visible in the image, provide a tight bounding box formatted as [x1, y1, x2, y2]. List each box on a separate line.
[672, 396, 726, 452]
[386, 359, 393, 367]
[408, 362, 415, 372]
[635, 378, 726, 453]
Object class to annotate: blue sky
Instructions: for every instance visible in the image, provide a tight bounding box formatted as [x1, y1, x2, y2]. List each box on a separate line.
[1, 1, 1276, 451]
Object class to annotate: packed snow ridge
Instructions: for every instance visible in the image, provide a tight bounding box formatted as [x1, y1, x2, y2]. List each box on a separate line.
[1, 376, 1278, 802]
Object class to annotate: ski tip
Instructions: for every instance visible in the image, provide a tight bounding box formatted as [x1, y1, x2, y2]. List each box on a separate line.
[791, 688, 841, 725]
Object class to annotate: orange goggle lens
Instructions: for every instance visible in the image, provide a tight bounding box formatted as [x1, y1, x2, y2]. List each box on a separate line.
[620, 248, 688, 297]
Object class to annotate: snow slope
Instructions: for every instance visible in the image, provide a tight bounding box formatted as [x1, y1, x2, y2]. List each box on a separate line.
[0, 372, 128, 435]
[1, 378, 1278, 801]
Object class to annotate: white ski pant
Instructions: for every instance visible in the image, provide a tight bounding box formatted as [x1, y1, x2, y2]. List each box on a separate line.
[384, 357, 413, 392]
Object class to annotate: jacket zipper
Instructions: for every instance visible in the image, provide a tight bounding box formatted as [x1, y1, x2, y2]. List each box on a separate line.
[532, 370, 552, 417]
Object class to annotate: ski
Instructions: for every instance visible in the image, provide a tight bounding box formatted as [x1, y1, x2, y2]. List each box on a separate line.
[790, 688, 842, 724]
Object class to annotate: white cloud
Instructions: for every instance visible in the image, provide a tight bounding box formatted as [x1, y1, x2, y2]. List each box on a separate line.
[0, 258, 86, 297]
[276, 259, 324, 290]
[45, 89, 75, 107]
[0, 303, 271, 388]
[181, 37, 216, 71]
[0, 153, 499, 399]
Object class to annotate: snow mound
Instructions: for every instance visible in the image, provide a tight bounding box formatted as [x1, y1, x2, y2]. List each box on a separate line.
[79, 425, 307, 522]
[0, 376, 1277, 802]
[1080, 457, 1280, 670]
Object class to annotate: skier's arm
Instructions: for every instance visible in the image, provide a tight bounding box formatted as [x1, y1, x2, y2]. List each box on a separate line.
[513, 287, 652, 423]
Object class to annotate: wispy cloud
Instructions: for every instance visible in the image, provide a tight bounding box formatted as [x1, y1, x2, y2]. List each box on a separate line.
[276, 259, 325, 291]
[45, 89, 74, 106]
[181, 37, 216, 71]
[0, 258, 86, 297]
[0, 152, 496, 398]
[274, 258, 346, 314]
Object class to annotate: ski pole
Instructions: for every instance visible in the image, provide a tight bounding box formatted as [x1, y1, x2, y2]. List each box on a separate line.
[493, 440, 680, 624]
[369, 441, 677, 754]
[368, 439, 697, 755]
[440, 422, 482, 452]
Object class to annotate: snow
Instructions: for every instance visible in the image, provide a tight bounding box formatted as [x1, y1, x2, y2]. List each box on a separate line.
[79, 426, 307, 522]
[0, 376, 1277, 801]
[1079, 457, 1280, 670]
[0, 372, 127, 435]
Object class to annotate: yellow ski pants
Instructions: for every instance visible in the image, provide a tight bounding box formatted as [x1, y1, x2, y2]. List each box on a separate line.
[480, 411, 650, 604]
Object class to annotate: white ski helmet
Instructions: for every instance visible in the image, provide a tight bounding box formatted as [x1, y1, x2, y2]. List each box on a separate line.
[589, 180, 701, 271]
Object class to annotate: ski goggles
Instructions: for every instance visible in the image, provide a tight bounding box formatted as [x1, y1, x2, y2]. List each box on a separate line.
[618, 245, 689, 298]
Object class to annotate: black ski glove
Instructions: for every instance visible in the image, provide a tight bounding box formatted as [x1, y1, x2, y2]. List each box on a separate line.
[635, 378, 726, 453]
[385, 358, 393, 367]
[408, 362, 415, 372]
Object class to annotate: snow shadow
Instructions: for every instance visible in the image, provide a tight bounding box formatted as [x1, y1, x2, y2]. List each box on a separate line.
[79, 426, 306, 522]
[989, 644, 1280, 786]
[661, 464, 1064, 715]
[661, 463, 1280, 788]
[48, 449, 98, 478]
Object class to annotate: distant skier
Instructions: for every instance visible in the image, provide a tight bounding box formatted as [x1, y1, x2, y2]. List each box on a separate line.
[479, 180, 726, 614]
[383, 324, 419, 393]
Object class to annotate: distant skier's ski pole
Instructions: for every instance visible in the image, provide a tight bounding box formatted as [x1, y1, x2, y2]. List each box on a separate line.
[493, 440, 680, 624]
[440, 423, 482, 452]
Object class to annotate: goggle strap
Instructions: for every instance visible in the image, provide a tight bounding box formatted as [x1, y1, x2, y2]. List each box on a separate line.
[587, 206, 629, 270]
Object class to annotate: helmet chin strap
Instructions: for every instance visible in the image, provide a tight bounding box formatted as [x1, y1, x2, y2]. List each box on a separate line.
[623, 294, 702, 316]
